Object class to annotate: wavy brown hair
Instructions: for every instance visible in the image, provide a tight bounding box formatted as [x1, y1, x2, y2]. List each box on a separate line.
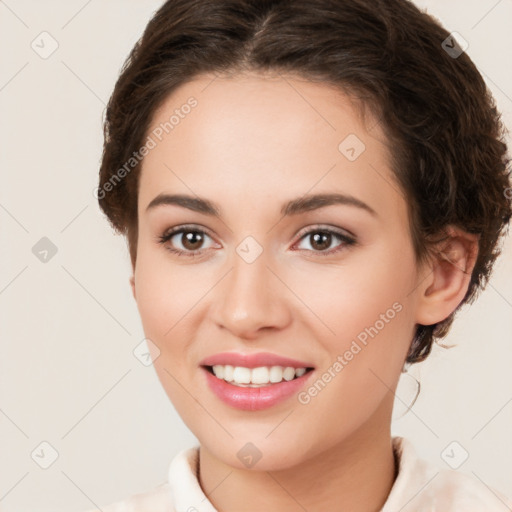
[98, 0, 512, 364]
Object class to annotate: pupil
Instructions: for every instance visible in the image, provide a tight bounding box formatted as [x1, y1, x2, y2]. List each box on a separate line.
[179, 231, 332, 252]
[312, 232, 331, 251]
[183, 231, 203, 250]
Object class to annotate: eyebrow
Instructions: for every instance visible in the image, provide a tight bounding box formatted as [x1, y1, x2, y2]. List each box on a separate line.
[145, 192, 377, 218]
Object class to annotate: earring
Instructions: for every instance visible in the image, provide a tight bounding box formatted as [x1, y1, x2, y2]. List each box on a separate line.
[392, 363, 421, 421]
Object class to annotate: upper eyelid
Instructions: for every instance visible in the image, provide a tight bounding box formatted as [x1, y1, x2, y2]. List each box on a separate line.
[161, 224, 214, 239]
[294, 224, 355, 240]
[161, 223, 352, 236]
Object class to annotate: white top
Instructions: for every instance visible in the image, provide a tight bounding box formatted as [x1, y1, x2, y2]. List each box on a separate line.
[83, 437, 512, 512]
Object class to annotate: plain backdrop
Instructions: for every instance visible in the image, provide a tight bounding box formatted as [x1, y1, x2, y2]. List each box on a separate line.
[1, 1, 511, 511]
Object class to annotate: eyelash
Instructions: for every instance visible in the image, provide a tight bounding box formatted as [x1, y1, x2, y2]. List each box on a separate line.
[157, 224, 357, 259]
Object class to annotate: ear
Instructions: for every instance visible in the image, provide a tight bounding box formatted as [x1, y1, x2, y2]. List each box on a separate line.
[130, 274, 136, 301]
[415, 226, 479, 326]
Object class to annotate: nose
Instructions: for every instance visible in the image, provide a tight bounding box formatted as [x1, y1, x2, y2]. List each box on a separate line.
[211, 250, 292, 340]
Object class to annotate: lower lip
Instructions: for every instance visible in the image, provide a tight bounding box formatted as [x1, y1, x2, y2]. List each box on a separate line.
[201, 367, 314, 411]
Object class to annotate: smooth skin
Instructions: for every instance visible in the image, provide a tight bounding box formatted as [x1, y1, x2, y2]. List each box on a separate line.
[129, 72, 478, 512]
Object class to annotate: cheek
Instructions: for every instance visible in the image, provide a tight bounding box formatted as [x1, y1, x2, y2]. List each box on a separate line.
[133, 242, 201, 339]
[133, 250, 200, 415]
[297, 300, 413, 446]
[299, 243, 417, 390]
[294, 244, 415, 341]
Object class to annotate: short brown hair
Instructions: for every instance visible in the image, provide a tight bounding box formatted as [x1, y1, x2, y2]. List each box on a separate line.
[98, 0, 511, 364]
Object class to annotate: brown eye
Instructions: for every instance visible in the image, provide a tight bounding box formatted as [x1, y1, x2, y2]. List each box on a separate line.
[309, 231, 333, 251]
[295, 227, 356, 256]
[158, 226, 216, 257]
[180, 230, 205, 251]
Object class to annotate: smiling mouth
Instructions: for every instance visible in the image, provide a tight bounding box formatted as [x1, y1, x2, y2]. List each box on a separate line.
[203, 364, 315, 387]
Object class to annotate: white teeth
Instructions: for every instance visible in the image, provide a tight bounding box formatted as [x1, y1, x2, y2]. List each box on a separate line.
[269, 366, 283, 383]
[232, 366, 251, 384]
[251, 366, 270, 384]
[210, 365, 309, 386]
[283, 367, 296, 381]
[295, 367, 306, 377]
[223, 365, 234, 382]
[212, 365, 224, 379]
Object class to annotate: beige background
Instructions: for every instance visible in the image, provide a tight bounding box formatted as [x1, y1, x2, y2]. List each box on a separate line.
[1, 0, 511, 510]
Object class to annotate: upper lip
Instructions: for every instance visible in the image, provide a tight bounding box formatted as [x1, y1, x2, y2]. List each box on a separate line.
[200, 352, 314, 369]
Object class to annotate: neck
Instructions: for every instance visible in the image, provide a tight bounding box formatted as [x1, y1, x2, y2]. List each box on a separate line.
[197, 408, 398, 512]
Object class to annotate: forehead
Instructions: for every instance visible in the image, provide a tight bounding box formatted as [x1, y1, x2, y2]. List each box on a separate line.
[138, 72, 404, 221]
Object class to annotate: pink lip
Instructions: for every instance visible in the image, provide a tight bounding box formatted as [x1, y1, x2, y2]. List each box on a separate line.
[201, 366, 315, 411]
[199, 351, 314, 369]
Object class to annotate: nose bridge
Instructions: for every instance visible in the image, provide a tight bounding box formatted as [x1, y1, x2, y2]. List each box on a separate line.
[212, 240, 290, 337]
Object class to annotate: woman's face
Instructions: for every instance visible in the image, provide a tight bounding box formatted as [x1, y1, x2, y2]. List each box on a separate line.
[132, 72, 425, 470]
